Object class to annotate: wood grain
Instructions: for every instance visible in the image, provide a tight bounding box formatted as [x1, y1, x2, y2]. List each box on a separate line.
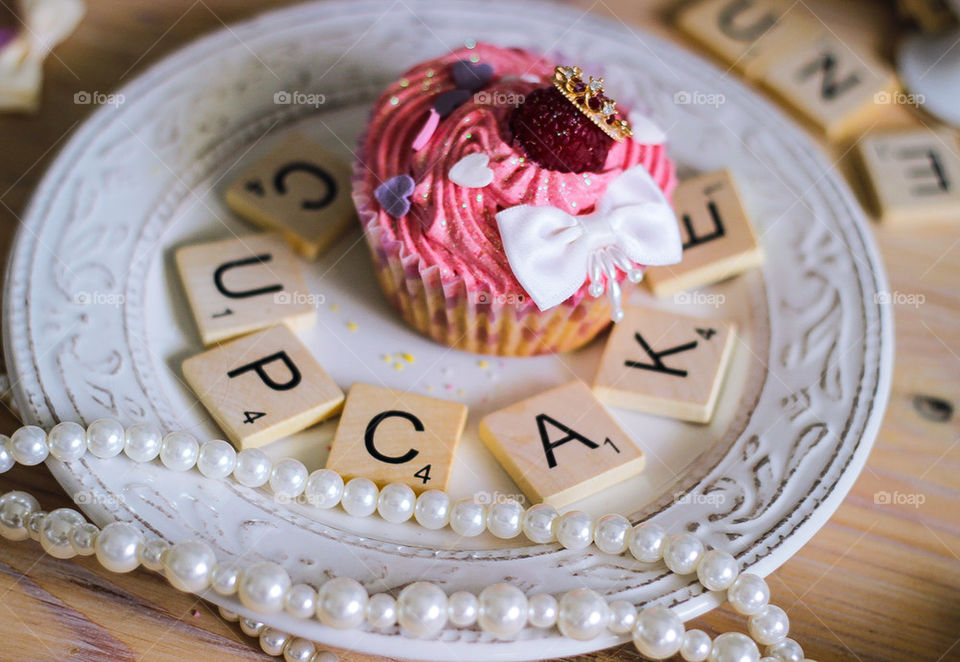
[0, 1, 958, 660]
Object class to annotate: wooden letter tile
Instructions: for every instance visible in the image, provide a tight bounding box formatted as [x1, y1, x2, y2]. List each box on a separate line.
[645, 170, 763, 298]
[325, 384, 467, 491]
[676, 0, 819, 80]
[225, 135, 355, 259]
[856, 129, 960, 225]
[593, 306, 736, 423]
[176, 233, 315, 345]
[182, 325, 344, 449]
[478, 381, 644, 508]
[761, 35, 897, 141]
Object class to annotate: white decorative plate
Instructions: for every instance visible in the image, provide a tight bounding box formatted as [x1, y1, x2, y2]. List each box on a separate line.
[2, 1, 892, 659]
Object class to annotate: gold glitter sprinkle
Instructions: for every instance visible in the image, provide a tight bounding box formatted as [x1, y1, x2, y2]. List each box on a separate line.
[469, 54, 480, 63]
[347, 321, 358, 331]
[465, 39, 476, 49]
[402, 353, 415, 363]
[475, 193, 483, 202]
[465, 133, 472, 139]
[477, 360, 489, 368]
[425, 68, 435, 78]
[390, 96, 400, 105]
[399, 78, 409, 88]
[422, 82, 431, 91]
[382, 354, 392, 363]
[394, 362, 405, 371]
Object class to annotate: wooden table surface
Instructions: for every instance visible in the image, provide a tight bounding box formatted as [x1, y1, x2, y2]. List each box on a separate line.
[0, 1, 958, 660]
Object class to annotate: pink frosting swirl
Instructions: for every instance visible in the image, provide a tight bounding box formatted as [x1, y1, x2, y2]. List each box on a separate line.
[357, 43, 676, 303]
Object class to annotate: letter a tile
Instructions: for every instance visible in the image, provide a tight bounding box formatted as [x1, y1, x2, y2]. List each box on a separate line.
[176, 233, 315, 345]
[593, 306, 736, 423]
[325, 384, 467, 491]
[478, 381, 644, 508]
[182, 325, 344, 449]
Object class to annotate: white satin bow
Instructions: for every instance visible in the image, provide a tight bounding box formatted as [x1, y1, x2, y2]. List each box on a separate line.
[495, 164, 681, 322]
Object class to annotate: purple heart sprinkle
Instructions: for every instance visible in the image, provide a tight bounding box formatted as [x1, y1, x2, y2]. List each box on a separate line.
[433, 88, 472, 118]
[375, 174, 416, 218]
[0, 27, 16, 51]
[452, 60, 494, 92]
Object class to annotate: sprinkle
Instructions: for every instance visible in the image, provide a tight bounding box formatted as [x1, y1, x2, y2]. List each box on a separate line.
[465, 133, 472, 139]
[444, 383, 454, 390]
[390, 96, 400, 105]
[457, 389, 465, 396]
[347, 321, 358, 331]
[477, 360, 489, 368]
[399, 78, 410, 88]
[402, 353, 415, 363]
[425, 68, 435, 78]
[465, 38, 476, 49]
[476, 193, 483, 202]
[330, 303, 339, 312]
[470, 54, 480, 63]
[393, 362, 404, 371]
[426, 385, 435, 391]
[192, 609, 200, 617]
[382, 354, 393, 363]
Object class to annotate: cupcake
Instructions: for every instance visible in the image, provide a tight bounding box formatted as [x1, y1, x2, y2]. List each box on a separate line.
[353, 43, 681, 356]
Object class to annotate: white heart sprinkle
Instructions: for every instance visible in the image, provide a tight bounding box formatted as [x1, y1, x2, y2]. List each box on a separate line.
[449, 153, 494, 188]
[627, 111, 666, 145]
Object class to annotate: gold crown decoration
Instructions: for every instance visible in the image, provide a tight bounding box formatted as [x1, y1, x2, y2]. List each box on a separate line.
[552, 65, 633, 142]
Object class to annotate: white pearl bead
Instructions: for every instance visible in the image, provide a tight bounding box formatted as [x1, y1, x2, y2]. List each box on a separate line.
[765, 638, 803, 662]
[629, 522, 667, 562]
[486, 500, 524, 539]
[86, 419, 125, 459]
[47, 422, 87, 462]
[594, 514, 632, 555]
[284, 583, 317, 619]
[558, 588, 609, 641]
[0, 491, 39, 541]
[211, 562, 242, 595]
[159, 431, 199, 471]
[318, 577, 368, 629]
[269, 458, 308, 499]
[414, 489, 450, 529]
[39, 508, 85, 558]
[305, 469, 344, 509]
[748, 605, 789, 646]
[708, 632, 759, 662]
[123, 422, 162, 463]
[138, 539, 169, 571]
[259, 627, 290, 656]
[196, 440, 237, 479]
[11, 425, 49, 465]
[377, 483, 416, 523]
[556, 510, 593, 550]
[478, 583, 527, 638]
[341, 478, 379, 517]
[397, 581, 447, 637]
[283, 637, 315, 662]
[0, 436, 14, 473]
[633, 605, 684, 659]
[218, 606, 239, 622]
[681, 629, 713, 661]
[70, 522, 99, 556]
[233, 448, 272, 487]
[522, 503, 558, 543]
[527, 593, 558, 628]
[27, 511, 46, 540]
[697, 549, 739, 591]
[447, 591, 479, 627]
[164, 540, 216, 592]
[239, 561, 292, 614]
[663, 533, 705, 575]
[607, 599, 637, 634]
[94, 521, 143, 573]
[239, 617, 265, 636]
[366, 592, 398, 629]
[728, 573, 770, 616]
[449, 498, 486, 536]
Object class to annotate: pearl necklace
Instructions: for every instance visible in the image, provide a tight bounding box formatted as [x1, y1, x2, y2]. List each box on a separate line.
[0, 420, 814, 662]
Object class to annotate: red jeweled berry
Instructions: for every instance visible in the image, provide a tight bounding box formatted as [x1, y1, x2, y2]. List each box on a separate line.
[509, 86, 613, 173]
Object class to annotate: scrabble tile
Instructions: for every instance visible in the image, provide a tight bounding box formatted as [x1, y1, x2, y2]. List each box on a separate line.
[676, 0, 819, 80]
[182, 325, 344, 449]
[478, 381, 644, 508]
[225, 135, 355, 259]
[593, 306, 736, 423]
[644, 170, 763, 298]
[761, 35, 898, 141]
[176, 233, 315, 345]
[325, 384, 467, 491]
[856, 129, 960, 225]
